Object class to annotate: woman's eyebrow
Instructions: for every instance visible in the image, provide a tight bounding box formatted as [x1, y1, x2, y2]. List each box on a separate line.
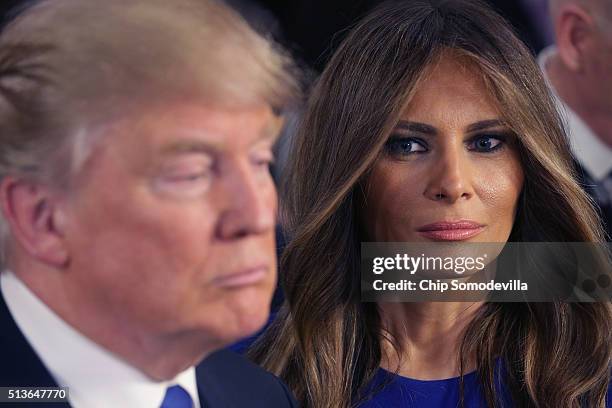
[465, 119, 504, 133]
[395, 120, 437, 135]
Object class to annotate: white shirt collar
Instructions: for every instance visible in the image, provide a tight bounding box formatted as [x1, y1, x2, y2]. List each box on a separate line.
[0, 270, 201, 408]
[538, 45, 612, 181]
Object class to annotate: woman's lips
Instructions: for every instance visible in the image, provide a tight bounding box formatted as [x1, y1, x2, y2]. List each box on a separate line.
[212, 265, 268, 288]
[417, 221, 485, 241]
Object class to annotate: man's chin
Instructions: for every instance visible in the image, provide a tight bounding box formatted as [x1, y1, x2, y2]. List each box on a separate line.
[233, 308, 270, 338]
[205, 307, 270, 346]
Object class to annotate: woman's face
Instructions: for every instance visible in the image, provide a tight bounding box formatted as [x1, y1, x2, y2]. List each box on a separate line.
[362, 55, 524, 243]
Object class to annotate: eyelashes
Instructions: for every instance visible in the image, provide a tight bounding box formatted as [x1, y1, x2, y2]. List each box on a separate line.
[466, 134, 507, 152]
[384, 132, 512, 158]
[384, 137, 428, 155]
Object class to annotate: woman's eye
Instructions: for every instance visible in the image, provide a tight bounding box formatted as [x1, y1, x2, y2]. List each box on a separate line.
[385, 137, 428, 156]
[468, 135, 504, 152]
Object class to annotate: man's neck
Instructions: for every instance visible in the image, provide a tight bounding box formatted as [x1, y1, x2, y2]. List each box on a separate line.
[547, 54, 612, 148]
[12, 263, 215, 381]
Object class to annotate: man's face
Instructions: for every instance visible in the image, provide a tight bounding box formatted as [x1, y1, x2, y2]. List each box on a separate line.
[584, 13, 612, 113]
[59, 101, 280, 348]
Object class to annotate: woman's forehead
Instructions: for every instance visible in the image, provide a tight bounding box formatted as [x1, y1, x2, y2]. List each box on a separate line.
[400, 55, 501, 126]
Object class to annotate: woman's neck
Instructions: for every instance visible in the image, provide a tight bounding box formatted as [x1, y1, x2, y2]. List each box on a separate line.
[378, 301, 483, 380]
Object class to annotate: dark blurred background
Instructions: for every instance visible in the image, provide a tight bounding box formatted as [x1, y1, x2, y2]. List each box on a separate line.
[228, 0, 554, 72]
[2, 0, 554, 74]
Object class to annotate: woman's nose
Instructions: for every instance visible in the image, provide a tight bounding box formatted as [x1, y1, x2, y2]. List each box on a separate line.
[423, 145, 473, 203]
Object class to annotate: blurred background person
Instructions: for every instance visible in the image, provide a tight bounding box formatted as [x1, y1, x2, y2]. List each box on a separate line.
[249, 0, 612, 407]
[539, 0, 612, 238]
[0, 0, 299, 407]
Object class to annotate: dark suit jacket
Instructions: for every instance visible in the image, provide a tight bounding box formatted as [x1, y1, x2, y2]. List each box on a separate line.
[574, 159, 612, 239]
[0, 290, 297, 407]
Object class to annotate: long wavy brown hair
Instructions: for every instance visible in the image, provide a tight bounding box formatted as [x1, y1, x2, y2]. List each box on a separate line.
[249, 1, 612, 407]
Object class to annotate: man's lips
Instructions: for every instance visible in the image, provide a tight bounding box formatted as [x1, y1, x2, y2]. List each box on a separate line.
[212, 265, 269, 288]
[417, 220, 485, 241]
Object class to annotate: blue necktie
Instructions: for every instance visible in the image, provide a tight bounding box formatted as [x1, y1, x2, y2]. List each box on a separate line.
[160, 385, 194, 408]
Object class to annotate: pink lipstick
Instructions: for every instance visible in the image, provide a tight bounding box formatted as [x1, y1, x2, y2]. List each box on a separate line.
[417, 220, 485, 241]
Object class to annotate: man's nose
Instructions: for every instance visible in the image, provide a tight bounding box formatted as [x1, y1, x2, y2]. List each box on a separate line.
[216, 161, 276, 240]
[423, 145, 473, 203]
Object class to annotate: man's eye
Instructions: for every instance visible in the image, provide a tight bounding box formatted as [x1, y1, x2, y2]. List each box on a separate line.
[467, 135, 505, 152]
[252, 151, 275, 168]
[384, 137, 428, 156]
[254, 158, 274, 167]
[153, 169, 212, 198]
[165, 173, 210, 182]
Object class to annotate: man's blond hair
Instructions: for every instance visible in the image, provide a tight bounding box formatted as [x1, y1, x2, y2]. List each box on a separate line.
[0, 0, 299, 260]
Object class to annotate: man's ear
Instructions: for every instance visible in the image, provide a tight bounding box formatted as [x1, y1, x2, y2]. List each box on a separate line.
[555, 4, 596, 72]
[0, 176, 69, 267]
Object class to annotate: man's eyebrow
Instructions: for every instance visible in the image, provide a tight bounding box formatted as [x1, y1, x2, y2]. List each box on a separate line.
[158, 115, 285, 155]
[394, 121, 437, 135]
[466, 119, 505, 133]
[160, 139, 217, 155]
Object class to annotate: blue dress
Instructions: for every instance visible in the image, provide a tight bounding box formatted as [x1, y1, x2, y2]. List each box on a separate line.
[357, 367, 612, 407]
[229, 313, 612, 407]
[356, 368, 507, 407]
